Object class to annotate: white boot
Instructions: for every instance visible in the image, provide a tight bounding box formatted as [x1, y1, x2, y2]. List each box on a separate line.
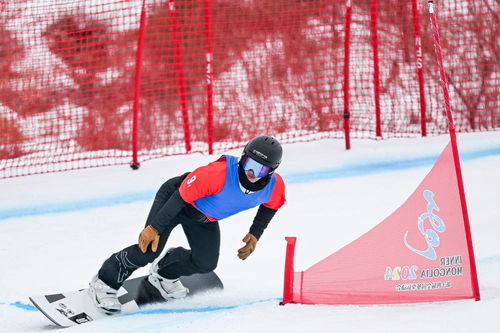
[88, 275, 121, 314]
[148, 257, 189, 300]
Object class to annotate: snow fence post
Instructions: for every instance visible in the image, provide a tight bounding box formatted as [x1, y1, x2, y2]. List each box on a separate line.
[280, 237, 297, 305]
[343, 0, 353, 150]
[130, 0, 147, 170]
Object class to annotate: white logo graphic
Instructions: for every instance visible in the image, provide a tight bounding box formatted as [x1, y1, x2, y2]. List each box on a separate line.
[115, 251, 138, 284]
[404, 190, 446, 260]
[252, 149, 268, 160]
[187, 175, 197, 185]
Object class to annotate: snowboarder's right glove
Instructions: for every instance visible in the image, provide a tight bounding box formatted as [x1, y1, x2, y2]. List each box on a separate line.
[138, 225, 160, 253]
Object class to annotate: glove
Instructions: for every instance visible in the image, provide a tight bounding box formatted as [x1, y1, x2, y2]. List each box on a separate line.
[238, 233, 258, 260]
[138, 225, 160, 253]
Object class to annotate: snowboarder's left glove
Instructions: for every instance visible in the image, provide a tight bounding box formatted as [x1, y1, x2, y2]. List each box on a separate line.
[138, 225, 160, 253]
[238, 233, 258, 260]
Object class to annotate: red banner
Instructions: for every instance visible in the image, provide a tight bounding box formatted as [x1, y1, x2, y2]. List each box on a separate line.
[285, 142, 479, 304]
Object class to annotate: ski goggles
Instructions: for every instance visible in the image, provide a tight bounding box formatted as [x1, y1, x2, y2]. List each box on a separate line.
[240, 155, 272, 178]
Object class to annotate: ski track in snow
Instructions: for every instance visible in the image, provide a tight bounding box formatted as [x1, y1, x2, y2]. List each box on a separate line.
[1, 144, 499, 222]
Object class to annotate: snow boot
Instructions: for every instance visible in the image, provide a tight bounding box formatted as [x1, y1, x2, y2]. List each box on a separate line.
[88, 275, 121, 314]
[148, 256, 189, 300]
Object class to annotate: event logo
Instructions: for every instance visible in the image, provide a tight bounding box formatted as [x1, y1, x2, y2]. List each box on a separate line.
[404, 190, 446, 260]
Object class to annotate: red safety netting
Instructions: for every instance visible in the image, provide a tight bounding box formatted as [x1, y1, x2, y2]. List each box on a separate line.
[0, 0, 498, 178]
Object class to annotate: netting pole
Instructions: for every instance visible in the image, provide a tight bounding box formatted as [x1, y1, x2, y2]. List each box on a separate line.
[427, 0, 480, 301]
[370, 0, 382, 138]
[343, 0, 353, 150]
[130, 0, 147, 170]
[280, 237, 297, 305]
[411, 0, 427, 137]
[169, 0, 192, 153]
[204, 0, 214, 155]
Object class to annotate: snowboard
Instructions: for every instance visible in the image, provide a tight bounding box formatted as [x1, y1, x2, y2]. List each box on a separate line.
[29, 272, 223, 327]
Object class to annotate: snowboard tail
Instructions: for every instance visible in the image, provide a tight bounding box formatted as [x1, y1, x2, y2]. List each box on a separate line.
[29, 272, 223, 327]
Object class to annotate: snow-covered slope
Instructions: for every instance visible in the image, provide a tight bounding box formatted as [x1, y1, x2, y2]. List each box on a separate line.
[0, 131, 499, 332]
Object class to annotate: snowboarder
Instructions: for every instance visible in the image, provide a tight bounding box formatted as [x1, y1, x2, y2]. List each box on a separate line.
[88, 135, 286, 313]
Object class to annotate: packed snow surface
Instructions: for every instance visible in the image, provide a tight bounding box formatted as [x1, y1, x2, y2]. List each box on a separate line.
[1, 131, 499, 332]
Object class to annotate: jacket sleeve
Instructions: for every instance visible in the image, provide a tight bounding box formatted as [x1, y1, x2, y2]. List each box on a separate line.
[149, 159, 227, 233]
[249, 173, 286, 239]
[249, 205, 278, 240]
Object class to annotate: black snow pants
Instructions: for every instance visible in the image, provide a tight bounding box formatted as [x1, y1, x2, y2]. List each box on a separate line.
[97, 174, 220, 290]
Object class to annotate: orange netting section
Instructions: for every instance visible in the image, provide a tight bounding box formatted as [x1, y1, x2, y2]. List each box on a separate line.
[0, 0, 498, 178]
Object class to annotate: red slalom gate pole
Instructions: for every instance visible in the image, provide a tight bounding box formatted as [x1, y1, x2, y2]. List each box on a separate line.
[203, 0, 214, 155]
[169, 0, 192, 153]
[411, 0, 427, 137]
[343, 0, 353, 150]
[280, 237, 297, 305]
[370, 0, 382, 138]
[427, 0, 480, 300]
[130, 0, 147, 170]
